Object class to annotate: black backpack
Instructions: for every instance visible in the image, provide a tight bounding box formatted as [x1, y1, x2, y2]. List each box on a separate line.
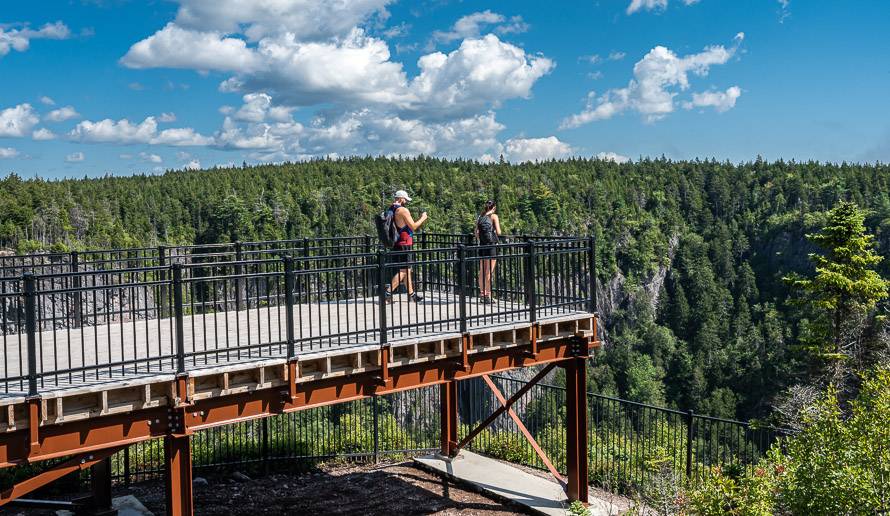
[477, 214, 498, 245]
[374, 206, 400, 247]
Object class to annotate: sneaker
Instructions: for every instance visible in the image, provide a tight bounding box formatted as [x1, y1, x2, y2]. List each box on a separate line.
[481, 295, 493, 304]
[409, 292, 424, 303]
[384, 291, 393, 304]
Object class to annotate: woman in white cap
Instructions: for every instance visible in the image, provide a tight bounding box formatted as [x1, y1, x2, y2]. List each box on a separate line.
[387, 189, 428, 303]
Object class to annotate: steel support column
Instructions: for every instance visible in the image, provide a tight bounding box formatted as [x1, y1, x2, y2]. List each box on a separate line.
[564, 356, 589, 503]
[164, 434, 194, 516]
[89, 456, 113, 514]
[440, 380, 458, 457]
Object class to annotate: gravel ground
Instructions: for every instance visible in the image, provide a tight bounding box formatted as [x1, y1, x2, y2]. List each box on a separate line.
[126, 460, 529, 515]
[3, 458, 635, 515]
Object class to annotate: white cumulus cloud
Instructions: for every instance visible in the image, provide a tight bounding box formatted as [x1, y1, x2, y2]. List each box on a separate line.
[0, 22, 71, 58]
[561, 33, 744, 128]
[32, 128, 56, 140]
[158, 112, 177, 122]
[502, 136, 573, 163]
[68, 116, 214, 146]
[0, 147, 19, 159]
[431, 10, 528, 45]
[682, 86, 742, 112]
[39, 96, 55, 106]
[0, 103, 40, 137]
[139, 152, 163, 163]
[183, 159, 201, 170]
[65, 151, 85, 162]
[595, 151, 630, 163]
[627, 0, 699, 14]
[44, 106, 80, 122]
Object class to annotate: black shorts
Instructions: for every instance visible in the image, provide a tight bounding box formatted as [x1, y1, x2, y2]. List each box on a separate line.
[389, 244, 414, 269]
[478, 246, 498, 258]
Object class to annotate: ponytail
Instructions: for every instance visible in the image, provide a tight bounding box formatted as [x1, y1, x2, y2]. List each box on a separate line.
[479, 200, 496, 218]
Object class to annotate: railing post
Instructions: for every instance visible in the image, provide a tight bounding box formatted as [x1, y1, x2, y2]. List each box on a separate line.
[377, 250, 388, 345]
[158, 245, 167, 318]
[686, 409, 695, 480]
[172, 264, 186, 374]
[234, 241, 243, 311]
[588, 236, 597, 314]
[363, 235, 372, 297]
[124, 446, 131, 487]
[525, 242, 537, 324]
[457, 244, 467, 333]
[372, 394, 380, 463]
[261, 417, 270, 475]
[23, 273, 38, 396]
[283, 256, 296, 359]
[70, 251, 82, 328]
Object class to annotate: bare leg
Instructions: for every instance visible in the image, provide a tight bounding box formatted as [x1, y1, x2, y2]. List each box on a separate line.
[488, 259, 497, 298]
[390, 269, 407, 294]
[405, 268, 414, 295]
[478, 258, 488, 296]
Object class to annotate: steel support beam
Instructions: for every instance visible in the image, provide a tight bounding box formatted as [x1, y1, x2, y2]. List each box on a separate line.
[89, 456, 113, 514]
[164, 434, 194, 516]
[1, 334, 598, 469]
[564, 356, 589, 503]
[0, 446, 124, 508]
[455, 363, 556, 453]
[439, 380, 458, 457]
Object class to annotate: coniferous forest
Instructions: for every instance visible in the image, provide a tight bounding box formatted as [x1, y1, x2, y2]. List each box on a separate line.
[3, 156, 890, 423]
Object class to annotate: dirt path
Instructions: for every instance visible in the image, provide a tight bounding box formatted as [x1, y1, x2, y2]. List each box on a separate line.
[125, 460, 527, 515]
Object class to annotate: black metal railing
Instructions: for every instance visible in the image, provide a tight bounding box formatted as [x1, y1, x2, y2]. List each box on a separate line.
[92, 374, 788, 497]
[0, 234, 596, 394]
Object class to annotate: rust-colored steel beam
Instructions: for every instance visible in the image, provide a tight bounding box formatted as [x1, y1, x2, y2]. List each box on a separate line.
[480, 374, 566, 486]
[455, 363, 556, 453]
[440, 380, 458, 456]
[164, 434, 193, 516]
[0, 445, 125, 507]
[564, 356, 590, 502]
[1, 336, 590, 468]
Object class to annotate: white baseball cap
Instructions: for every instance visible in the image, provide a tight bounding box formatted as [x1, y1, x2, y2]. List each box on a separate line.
[394, 189, 412, 201]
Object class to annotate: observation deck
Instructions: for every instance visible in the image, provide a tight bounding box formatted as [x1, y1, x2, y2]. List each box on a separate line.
[0, 233, 601, 514]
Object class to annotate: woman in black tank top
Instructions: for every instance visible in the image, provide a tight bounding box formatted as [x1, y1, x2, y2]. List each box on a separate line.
[475, 200, 501, 304]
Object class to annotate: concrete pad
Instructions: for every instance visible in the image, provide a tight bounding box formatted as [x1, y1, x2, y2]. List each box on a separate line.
[414, 451, 617, 516]
[56, 495, 154, 516]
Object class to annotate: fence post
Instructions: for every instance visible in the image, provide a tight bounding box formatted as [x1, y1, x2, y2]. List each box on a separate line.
[124, 446, 131, 487]
[70, 251, 82, 328]
[686, 409, 695, 480]
[262, 417, 270, 475]
[588, 236, 597, 314]
[234, 241, 243, 311]
[283, 256, 296, 359]
[525, 242, 537, 324]
[377, 250, 388, 345]
[363, 235, 372, 297]
[172, 264, 186, 374]
[23, 273, 38, 396]
[372, 394, 380, 463]
[157, 246, 168, 319]
[457, 244, 467, 334]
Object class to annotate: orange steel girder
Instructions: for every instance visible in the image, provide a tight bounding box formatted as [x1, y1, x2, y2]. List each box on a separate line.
[0, 331, 599, 511]
[0, 445, 125, 507]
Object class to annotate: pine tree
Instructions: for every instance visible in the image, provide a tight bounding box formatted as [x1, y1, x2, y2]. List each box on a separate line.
[785, 201, 888, 363]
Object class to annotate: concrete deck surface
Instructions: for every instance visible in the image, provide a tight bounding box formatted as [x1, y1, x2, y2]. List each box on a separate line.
[414, 450, 618, 516]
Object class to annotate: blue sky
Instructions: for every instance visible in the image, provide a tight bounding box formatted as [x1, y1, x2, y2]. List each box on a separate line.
[0, 0, 888, 178]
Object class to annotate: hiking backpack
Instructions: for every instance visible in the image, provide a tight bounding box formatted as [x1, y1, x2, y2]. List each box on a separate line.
[374, 206, 400, 247]
[477, 214, 498, 245]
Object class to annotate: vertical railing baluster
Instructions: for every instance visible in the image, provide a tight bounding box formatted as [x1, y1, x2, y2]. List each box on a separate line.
[24, 273, 38, 396]
[458, 244, 467, 333]
[377, 250, 388, 345]
[157, 245, 167, 318]
[284, 256, 296, 358]
[525, 242, 537, 324]
[234, 241, 243, 311]
[372, 394, 380, 463]
[71, 251, 82, 328]
[172, 264, 185, 374]
[686, 409, 695, 480]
